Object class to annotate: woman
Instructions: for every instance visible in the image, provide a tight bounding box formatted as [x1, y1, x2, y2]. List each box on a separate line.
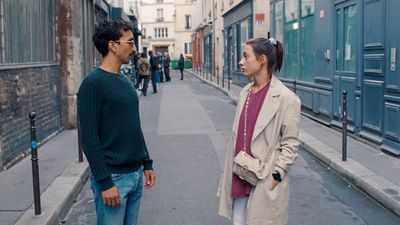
[218, 37, 301, 225]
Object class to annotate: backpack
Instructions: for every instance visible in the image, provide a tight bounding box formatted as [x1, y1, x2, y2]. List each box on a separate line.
[138, 59, 150, 75]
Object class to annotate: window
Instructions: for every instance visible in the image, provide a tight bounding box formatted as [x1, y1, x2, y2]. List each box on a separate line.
[156, 8, 164, 22]
[0, 0, 55, 64]
[283, 0, 299, 79]
[343, 5, 357, 72]
[185, 15, 191, 30]
[154, 28, 168, 38]
[229, 26, 237, 71]
[299, 0, 315, 81]
[184, 42, 192, 54]
[276, 0, 315, 81]
[239, 19, 249, 61]
[274, 1, 284, 44]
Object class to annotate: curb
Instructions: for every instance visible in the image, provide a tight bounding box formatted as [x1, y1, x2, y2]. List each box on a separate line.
[300, 131, 400, 217]
[186, 70, 239, 104]
[188, 70, 400, 217]
[14, 159, 89, 225]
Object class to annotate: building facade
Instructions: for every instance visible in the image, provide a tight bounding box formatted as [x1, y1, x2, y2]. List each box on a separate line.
[174, 0, 196, 58]
[0, 0, 139, 168]
[221, 0, 270, 84]
[270, 0, 400, 155]
[139, 0, 175, 56]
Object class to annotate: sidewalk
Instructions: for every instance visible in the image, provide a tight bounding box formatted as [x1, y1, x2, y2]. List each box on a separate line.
[0, 130, 89, 225]
[186, 69, 400, 217]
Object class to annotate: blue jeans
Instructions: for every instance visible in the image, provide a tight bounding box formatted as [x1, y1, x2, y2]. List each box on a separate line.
[90, 167, 143, 225]
[233, 197, 248, 225]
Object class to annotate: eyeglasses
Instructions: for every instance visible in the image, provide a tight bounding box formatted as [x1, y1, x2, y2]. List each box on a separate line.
[114, 40, 135, 46]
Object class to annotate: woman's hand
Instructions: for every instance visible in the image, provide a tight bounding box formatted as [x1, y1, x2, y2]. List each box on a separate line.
[271, 178, 278, 190]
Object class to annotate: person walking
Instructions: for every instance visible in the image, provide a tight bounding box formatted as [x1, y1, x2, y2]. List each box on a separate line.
[178, 54, 184, 80]
[77, 19, 156, 225]
[136, 52, 151, 96]
[218, 37, 301, 225]
[149, 50, 159, 93]
[163, 52, 171, 81]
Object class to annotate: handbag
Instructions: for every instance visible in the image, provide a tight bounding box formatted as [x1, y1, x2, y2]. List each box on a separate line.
[232, 151, 263, 186]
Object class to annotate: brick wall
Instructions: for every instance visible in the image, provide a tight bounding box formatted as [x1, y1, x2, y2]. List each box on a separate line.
[0, 65, 62, 168]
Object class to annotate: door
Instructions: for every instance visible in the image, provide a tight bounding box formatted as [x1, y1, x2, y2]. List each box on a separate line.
[333, 2, 359, 130]
[360, 0, 386, 143]
[382, 0, 400, 154]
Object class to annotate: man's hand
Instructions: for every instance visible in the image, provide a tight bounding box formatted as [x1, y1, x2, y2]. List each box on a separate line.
[101, 186, 120, 207]
[144, 170, 156, 189]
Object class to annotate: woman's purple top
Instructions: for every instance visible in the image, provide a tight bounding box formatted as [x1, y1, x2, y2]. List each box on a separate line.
[232, 83, 270, 199]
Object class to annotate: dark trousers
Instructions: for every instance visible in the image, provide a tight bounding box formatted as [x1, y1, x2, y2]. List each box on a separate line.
[151, 71, 158, 93]
[135, 75, 150, 95]
[159, 69, 164, 82]
[179, 68, 184, 80]
[164, 67, 171, 81]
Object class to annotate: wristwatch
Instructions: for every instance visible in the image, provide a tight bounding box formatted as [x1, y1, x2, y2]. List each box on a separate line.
[272, 171, 282, 182]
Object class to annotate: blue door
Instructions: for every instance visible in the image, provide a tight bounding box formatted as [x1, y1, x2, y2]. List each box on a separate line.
[333, 1, 360, 131]
[382, 0, 400, 155]
[360, 0, 386, 143]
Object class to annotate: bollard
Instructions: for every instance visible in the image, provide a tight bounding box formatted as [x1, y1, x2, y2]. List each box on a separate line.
[228, 67, 231, 91]
[222, 66, 225, 88]
[76, 97, 84, 162]
[29, 112, 41, 216]
[210, 67, 213, 82]
[217, 66, 219, 86]
[342, 91, 347, 161]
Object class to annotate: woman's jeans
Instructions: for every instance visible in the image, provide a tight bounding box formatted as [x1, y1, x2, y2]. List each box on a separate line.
[233, 197, 249, 225]
[90, 167, 143, 225]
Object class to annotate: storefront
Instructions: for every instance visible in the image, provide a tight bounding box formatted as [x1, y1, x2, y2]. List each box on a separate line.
[270, 0, 400, 155]
[222, 0, 253, 85]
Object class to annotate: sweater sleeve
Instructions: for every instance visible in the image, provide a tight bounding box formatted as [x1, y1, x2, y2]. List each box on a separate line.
[78, 78, 114, 191]
[140, 128, 153, 171]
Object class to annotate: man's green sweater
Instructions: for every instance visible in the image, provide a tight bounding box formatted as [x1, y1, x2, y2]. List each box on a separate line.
[78, 67, 153, 191]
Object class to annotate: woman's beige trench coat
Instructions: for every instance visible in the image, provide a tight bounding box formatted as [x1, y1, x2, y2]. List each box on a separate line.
[218, 75, 301, 225]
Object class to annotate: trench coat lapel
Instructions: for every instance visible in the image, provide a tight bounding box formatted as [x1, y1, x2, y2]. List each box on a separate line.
[251, 76, 281, 142]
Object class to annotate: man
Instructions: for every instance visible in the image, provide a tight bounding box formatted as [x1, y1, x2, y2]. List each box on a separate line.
[162, 52, 171, 82]
[148, 50, 159, 93]
[178, 54, 185, 80]
[77, 19, 156, 225]
[136, 52, 151, 96]
[155, 51, 164, 82]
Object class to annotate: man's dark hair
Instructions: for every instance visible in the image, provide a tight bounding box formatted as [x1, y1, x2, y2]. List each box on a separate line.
[93, 19, 133, 56]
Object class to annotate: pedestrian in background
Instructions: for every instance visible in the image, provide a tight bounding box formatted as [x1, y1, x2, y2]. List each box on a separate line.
[163, 52, 171, 81]
[218, 37, 301, 225]
[149, 50, 159, 93]
[77, 19, 156, 225]
[178, 54, 184, 80]
[136, 52, 151, 96]
[156, 51, 164, 82]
